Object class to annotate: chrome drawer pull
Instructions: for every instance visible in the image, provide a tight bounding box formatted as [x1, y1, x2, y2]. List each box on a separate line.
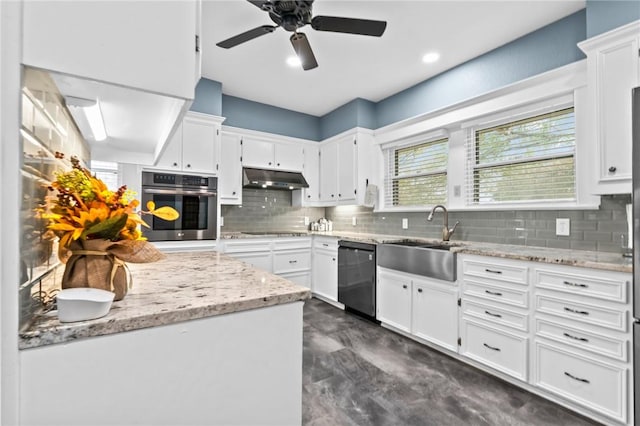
[485, 290, 503, 296]
[564, 307, 589, 316]
[484, 310, 502, 318]
[485, 268, 502, 274]
[289, 260, 298, 264]
[563, 280, 588, 288]
[483, 343, 501, 351]
[322, 243, 329, 247]
[564, 372, 590, 384]
[563, 332, 589, 343]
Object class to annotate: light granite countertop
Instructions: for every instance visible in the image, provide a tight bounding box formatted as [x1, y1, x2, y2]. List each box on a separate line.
[221, 231, 633, 273]
[19, 251, 311, 350]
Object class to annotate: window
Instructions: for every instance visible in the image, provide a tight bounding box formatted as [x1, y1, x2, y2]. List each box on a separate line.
[384, 138, 448, 207]
[467, 107, 575, 205]
[90, 160, 119, 190]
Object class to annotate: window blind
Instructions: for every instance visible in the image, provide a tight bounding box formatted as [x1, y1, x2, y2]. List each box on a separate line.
[466, 108, 576, 205]
[384, 138, 448, 207]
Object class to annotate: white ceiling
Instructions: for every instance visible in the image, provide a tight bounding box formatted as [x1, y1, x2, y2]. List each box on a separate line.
[202, 0, 585, 117]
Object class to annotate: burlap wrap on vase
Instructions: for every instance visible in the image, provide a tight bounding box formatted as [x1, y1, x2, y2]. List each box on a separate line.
[61, 239, 166, 301]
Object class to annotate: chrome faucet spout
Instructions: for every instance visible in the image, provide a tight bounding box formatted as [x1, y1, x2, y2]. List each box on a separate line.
[427, 204, 458, 241]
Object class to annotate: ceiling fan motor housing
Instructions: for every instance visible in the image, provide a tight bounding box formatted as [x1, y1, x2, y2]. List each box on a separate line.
[267, 0, 314, 31]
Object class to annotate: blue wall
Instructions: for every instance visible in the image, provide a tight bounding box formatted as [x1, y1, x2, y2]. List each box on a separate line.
[586, 0, 640, 37]
[375, 10, 587, 128]
[319, 98, 377, 140]
[190, 78, 222, 116]
[221, 95, 321, 141]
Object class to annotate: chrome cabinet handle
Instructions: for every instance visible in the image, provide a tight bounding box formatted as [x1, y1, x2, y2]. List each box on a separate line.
[289, 260, 297, 264]
[608, 166, 616, 173]
[564, 307, 589, 316]
[485, 290, 502, 296]
[483, 343, 501, 352]
[143, 188, 217, 196]
[417, 288, 423, 293]
[172, 162, 178, 167]
[322, 243, 329, 247]
[563, 332, 589, 343]
[484, 310, 502, 318]
[402, 285, 408, 289]
[186, 164, 191, 168]
[563, 280, 588, 288]
[485, 268, 502, 274]
[564, 372, 590, 384]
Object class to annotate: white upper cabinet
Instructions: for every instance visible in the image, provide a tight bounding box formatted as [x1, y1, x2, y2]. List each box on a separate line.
[302, 145, 320, 202]
[318, 129, 379, 206]
[22, 0, 200, 99]
[220, 133, 243, 205]
[155, 112, 222, 174]
[578, 21, 640, 194]
[242, 137, 304, 172]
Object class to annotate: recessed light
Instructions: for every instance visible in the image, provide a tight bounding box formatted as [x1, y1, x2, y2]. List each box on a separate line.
[422, 52, 440, 64]
[286, 56, 301, 67]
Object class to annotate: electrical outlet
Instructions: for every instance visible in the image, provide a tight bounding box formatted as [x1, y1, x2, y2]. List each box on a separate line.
[556, 218, 570, 236]
[352, 217, 357, 226]
[220, 216, 224, 227]
[402, 218, 408, 229]
[304, 216, 309, 226]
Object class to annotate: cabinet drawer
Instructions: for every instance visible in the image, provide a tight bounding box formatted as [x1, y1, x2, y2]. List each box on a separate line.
[535, 294, 627, 332]
[313, 237, 338, 251]
[534, 341, 627, 423]
[535, 268, 628, 303]
[462, 278, 529, 309]
[224, 239, 272, 253]
[463, 299, 528, 332]
[463, 259, 528, 285]
[273, 237, 311, 251]
[461, 319, 528, 381]
[535, 318, 627, 362]
[273, 250, 311, 274]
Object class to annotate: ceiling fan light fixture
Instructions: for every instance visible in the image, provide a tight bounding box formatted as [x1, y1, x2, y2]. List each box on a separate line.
[422, 52, 440, 64]
[286, 55, 302, 67]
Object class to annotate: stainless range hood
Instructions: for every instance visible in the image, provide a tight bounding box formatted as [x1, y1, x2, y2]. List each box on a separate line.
[243, 167, 309, 190]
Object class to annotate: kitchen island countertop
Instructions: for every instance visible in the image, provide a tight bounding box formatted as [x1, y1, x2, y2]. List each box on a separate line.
[19, 251, 311, 349]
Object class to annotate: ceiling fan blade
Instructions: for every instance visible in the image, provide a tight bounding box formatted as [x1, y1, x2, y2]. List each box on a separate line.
[290, 32, 318, 71]
[311, 16, 387, 37]
[216, 25, 277, 49]
[246, 0, 270, 10]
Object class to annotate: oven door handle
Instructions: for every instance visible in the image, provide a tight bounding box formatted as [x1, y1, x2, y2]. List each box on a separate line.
[143, 188, 217, 197]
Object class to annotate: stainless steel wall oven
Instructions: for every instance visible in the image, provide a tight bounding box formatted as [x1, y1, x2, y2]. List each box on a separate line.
[141, 171, 217, 241]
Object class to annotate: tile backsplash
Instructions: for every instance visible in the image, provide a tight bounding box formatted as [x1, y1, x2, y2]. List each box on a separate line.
[222, 190, 630, 255]
[221, 189, 324, 232]
[326, 194, 631, 254]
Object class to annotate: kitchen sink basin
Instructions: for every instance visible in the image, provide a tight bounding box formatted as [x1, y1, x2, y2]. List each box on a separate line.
[377, 241, 457, 281]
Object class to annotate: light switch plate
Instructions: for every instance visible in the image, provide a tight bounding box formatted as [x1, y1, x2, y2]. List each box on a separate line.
[352, 217, 357, 226]
[556, 218, 570, 236]
[402, 218, 408, 229]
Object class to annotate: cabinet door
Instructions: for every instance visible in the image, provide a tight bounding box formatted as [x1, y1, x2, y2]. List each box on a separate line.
[242, 137, 275, 169]
[413, 278, 458, 352]
[182, 116, 218, 174]
[302, 145, 320, 202]
[596, 37, 639, 184]
[220, 133, 242, 205]
[337, 136, 356, 201]
[377, 270, 412, 333]
[320, 142, 338, 202]
[274, 143, 304, 171]
[155, 122, 183, 170]
[229, 252, 273, 273]
[312, 250, 338, 301]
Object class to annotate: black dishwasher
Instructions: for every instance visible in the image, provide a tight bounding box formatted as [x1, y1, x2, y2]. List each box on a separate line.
[338, 240, 377, 320]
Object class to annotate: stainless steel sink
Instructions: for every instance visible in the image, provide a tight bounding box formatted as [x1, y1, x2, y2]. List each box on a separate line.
[377, 241, 457, 281]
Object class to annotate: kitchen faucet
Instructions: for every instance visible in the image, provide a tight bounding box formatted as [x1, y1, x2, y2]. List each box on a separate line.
[427, 205, 459, 241]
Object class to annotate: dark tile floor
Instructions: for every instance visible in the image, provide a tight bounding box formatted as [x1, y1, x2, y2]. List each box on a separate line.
[302, 298, 601, 426]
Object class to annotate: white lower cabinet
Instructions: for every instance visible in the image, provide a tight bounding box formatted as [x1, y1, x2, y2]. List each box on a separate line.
[460, 319, 528, 381]
[312, 247, 338, 302]
[377, 267, 458, 352]
[534, 341, 627, 423]
[412, 278, 458, 351]
[231, 251, 273, 272]
[377, 268, 412, 333]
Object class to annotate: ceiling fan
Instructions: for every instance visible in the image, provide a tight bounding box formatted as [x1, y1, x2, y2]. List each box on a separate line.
[216, 0, 387, 71]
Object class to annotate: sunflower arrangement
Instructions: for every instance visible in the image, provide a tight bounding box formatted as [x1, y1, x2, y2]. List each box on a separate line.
[44, 156, 178, 259]
[42, 156, 179, 300]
